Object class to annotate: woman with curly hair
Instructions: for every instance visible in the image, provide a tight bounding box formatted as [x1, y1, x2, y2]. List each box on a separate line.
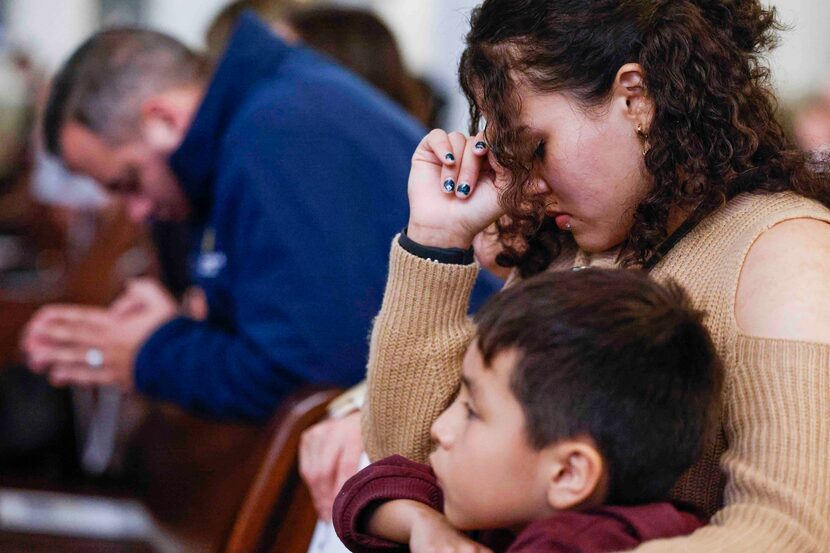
[362, 0, 830, 551]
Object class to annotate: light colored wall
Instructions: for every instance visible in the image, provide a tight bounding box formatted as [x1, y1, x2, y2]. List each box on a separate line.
[376, 0, 830, 129]
[767, 0, 830, 101]
[6, 0, 99, 71]
[370, 0, 477, 130]
[5, 0, 830, 122]
[143, 0, 230, 48]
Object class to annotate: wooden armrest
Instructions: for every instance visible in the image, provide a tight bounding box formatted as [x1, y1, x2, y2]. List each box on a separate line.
[224, 386, 343, 553]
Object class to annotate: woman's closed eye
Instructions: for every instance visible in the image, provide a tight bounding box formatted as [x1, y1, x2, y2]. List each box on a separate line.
[533, 139, 546, 160]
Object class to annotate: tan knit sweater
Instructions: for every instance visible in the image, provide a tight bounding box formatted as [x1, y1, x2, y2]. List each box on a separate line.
[362, 191, 830, 552]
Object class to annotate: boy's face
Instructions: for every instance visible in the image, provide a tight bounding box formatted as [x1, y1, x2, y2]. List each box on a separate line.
[429, 344, 553, 530]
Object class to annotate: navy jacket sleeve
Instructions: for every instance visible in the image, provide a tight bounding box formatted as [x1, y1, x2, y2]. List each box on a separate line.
[134, 315, 301, 420]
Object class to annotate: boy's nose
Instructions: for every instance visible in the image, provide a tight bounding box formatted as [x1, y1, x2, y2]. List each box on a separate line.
[430, 412, 454, 449]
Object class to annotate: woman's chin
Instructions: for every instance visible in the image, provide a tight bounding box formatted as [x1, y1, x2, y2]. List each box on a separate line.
[572, 232, 622, 254]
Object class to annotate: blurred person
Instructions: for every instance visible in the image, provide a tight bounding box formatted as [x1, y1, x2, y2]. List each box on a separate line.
[289, 6, 432, 127]
[791, 93, 830, 153]
[20, 13, 435, 421]
[207, 2, 439, 128]
[205, 0, 300, 59]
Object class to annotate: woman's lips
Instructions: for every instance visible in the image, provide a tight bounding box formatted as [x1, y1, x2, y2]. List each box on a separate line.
[554, 213, 572, 230]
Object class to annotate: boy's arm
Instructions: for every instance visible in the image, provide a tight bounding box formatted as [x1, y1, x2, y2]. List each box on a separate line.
[333, 455, 443, 551]
[370, 500, 494, 553]
[333, 455, 493, 553]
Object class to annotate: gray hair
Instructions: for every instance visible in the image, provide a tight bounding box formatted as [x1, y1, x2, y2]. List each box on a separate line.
[44, 28, 209, 155]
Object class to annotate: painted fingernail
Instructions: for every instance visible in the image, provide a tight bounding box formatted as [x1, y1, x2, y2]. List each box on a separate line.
[457, 183, 471, 196]
[445, 153, 455, 162]
[443, 179, 456, 193]
[474, 141, 487, 151]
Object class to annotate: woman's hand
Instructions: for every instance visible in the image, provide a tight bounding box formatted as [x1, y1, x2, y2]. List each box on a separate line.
[299, 411, 364, 521]
[407, 130, 505, 250]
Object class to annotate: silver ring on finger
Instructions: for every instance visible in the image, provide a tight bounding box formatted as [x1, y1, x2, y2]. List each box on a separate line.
[85, 348, 104, 369]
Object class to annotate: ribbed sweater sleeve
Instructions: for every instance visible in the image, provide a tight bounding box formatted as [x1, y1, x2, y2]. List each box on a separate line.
[362, 237, 478, 462]
[628, 335, 830, 553]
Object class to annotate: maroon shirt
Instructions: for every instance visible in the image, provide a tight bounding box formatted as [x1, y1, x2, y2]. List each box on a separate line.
[333, 455, 705, 553]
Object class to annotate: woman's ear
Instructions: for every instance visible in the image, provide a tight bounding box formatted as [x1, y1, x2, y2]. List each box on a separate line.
[543, 438, 606, 511]
[614, 62, 653, 124]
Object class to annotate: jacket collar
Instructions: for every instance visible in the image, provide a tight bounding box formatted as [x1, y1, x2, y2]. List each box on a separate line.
[169, 12, 292, 217]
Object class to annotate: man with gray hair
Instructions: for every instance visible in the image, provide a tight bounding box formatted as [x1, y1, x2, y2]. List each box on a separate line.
[21, 13, 433, 420]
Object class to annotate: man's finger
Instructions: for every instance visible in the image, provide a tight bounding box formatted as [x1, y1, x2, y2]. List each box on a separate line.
[37, 305, 112, 329]
[47, 364, 114, 387]
[29, 346, 89, 368]
[27, 321, 102, 348]
[124, 278, 170, 305]
[110, 294, 145, 319]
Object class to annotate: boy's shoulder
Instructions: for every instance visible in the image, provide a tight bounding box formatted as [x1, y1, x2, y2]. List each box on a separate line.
[507, 503, 705, 553]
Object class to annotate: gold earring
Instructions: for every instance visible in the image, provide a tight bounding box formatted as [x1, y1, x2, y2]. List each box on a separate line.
[636, 123, 649, 156]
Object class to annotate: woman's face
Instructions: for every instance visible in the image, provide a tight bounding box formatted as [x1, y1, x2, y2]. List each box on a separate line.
[513, 83, 651, 253]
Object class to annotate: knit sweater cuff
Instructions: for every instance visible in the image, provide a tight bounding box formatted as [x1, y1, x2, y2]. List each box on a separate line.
[379, 235, 480, 333]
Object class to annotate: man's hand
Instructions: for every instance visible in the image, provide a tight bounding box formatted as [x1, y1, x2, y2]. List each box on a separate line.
[21, 278, 177, 390]
[299, 410, 363, 521]
[368, 500, 493, 553]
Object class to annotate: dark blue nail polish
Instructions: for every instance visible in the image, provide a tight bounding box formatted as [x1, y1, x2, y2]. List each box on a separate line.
[457, 183, 471, 196]
[443, 179, 456, 192]
[474, 141, 487, 151]
[445, 153, 455, 162]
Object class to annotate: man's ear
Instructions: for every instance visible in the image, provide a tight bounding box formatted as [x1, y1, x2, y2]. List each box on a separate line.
[139, 88, 197, 152]
[613, 62, 653, 125]
[543, 438, 606, 511]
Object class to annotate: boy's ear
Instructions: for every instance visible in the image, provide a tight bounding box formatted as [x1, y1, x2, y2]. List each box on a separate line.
[543, 438, 606, 511]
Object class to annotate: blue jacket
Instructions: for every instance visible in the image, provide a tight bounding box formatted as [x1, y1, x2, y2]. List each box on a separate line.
[134, 14, 498, 421]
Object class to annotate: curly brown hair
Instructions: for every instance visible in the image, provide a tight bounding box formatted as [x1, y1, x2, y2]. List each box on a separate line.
[459, 0, 830, 276]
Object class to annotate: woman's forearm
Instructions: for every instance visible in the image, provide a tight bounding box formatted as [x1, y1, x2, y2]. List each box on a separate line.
[362, 238, 478, 462]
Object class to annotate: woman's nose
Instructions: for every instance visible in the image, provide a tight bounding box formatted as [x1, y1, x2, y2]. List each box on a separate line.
[533, 177, 551, 195]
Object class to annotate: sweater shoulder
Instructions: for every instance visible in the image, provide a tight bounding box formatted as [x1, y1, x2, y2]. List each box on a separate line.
[651, 192, 830, 345]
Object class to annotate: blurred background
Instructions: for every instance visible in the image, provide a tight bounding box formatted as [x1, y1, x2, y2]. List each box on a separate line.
[0, 1, 828, 552]
[4, 0, 830, 132]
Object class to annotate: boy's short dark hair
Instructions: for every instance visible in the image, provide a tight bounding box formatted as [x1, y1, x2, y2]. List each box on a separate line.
[474, 269, 722, 505]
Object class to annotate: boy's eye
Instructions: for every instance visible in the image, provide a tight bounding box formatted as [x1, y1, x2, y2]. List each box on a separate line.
[533, 140, 546, 160]
[463, 400, 478, 420]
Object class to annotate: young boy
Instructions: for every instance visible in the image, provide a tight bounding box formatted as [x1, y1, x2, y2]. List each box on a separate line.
[333, 269, 721, 553]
